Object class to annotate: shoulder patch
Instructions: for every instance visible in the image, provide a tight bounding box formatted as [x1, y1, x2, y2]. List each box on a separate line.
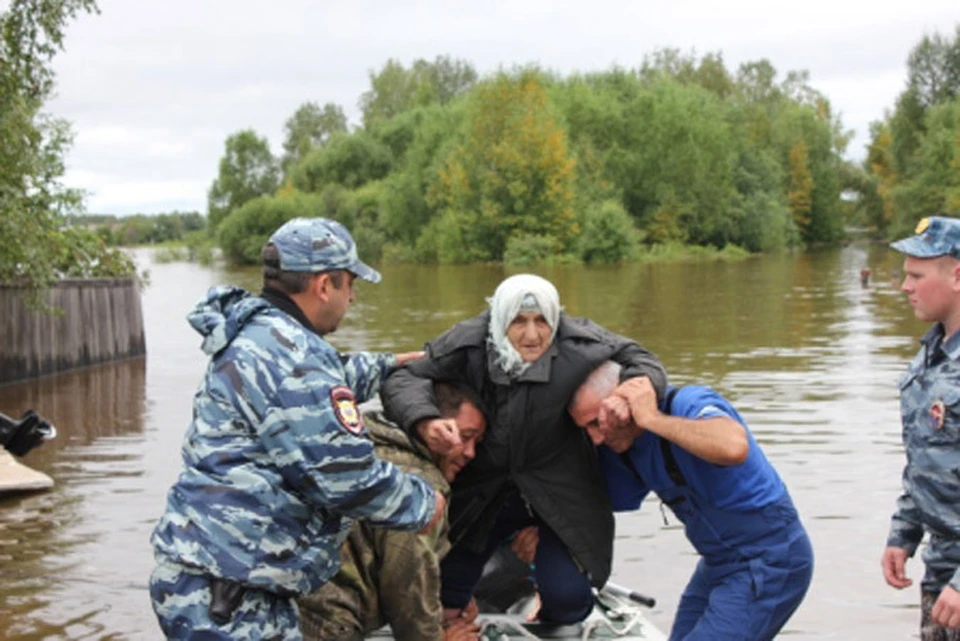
[931, 400, 946, 430]
[331, 386, 364, 435]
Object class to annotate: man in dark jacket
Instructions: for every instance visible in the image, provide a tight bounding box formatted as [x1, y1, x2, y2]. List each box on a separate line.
[382, 274, 667, 625]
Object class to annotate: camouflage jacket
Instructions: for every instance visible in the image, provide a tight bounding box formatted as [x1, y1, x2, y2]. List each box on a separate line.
[888, 323, 960, 593]
[298, 410, 451, 641]
[151, 287, 435, 596]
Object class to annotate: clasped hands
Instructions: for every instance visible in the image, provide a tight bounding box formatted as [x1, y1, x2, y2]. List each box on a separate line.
[598, 376, 659, 438]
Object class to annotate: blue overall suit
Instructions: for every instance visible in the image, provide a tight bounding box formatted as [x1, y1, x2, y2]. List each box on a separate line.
[597, 386, 814, 641]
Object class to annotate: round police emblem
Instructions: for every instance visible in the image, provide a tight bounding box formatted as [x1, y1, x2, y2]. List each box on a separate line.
[331, 386, 364, 435]
[930, 400, 946, 430]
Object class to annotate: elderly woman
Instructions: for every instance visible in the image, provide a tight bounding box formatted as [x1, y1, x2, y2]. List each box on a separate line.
[381, 274, 667, 624]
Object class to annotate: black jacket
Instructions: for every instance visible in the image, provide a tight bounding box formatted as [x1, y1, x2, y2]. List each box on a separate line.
[381, 311, 667, 586]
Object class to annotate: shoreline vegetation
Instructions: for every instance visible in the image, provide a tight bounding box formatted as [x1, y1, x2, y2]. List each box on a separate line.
[3, 0, 959, 299]
[71, 26, 960, 270]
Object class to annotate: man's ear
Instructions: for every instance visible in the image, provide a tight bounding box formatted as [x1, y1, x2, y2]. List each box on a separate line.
[311, 272, 331, 301]
[952, 260, 960, 291]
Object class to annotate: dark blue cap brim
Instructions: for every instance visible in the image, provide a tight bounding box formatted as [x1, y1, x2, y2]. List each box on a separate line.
[890, 236, 949, 258]
[349, 260, 382, 284]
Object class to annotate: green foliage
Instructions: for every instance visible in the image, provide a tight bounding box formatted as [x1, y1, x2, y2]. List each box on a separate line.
[634, 241, 750, 263]
[360, 56, 477, 129]
[890, 99, 960, 233]
[280, 101, 347, 174]
[414, 210, 480, 264]
[0, 0, 140, 301]
[50, 226, 137, 278]
[578, 199, 640, 263]
[291, 131, 392, 192]
[376, 103, 465, 245]
[865, 25, 960, 239]
[207, 129, 279, 230]
[70, 211, 206, 245]
[503, 234, 558, 266]
[217, 192, 322, 265]
[428, 72, 579, 260]
[205, 50, 859, 264]
[906, 27, 960, 109]
[640, 49, 736, 98]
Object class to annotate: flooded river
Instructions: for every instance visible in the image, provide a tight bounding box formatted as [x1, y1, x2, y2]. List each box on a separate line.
[0, 244, 930, 639]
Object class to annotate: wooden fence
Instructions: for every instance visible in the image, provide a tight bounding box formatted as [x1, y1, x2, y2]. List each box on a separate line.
[0, 279, 146, 385]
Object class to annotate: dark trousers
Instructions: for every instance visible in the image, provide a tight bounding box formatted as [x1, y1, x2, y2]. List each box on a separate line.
[440, 490, 593, 624]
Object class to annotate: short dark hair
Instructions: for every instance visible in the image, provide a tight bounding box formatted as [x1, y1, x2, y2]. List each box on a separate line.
[262, 243, 345, 294]
[434, 381, 485, 419]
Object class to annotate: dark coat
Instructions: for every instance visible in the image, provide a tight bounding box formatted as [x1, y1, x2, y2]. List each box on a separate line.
[381, 311, 667, 586]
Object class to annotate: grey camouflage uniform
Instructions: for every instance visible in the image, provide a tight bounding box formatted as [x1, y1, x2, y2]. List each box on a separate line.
[889, 326, 960, 581]
[149, 279, 435, 639]
[888, 216, 960, 639]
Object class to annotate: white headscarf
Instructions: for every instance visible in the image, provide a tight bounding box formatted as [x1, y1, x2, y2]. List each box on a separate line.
[486, 274, 562, 377]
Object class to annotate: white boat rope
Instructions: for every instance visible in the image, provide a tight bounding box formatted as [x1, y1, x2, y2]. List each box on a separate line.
[580, 609, 650, 639]
[479, 619, 543, 640]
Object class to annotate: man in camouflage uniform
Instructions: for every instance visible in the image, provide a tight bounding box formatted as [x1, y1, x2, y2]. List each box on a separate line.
[884, 216, 960, 639]
[149, 218, 445, 640]
[298, 382, 486, 641]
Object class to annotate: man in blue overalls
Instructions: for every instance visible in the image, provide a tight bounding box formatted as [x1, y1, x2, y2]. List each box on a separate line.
[568, 362, 814, 641]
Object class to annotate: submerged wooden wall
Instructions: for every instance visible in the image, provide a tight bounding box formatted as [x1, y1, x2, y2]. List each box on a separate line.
[0, 279, 146, 385]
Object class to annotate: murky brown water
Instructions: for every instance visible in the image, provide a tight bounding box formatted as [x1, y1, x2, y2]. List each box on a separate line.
[0, 244, 929, 639]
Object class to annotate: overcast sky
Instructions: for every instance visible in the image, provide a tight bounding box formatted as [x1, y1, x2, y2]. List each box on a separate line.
[45, 0, 957, 216]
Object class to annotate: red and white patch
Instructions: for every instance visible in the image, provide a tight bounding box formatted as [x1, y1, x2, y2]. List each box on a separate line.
[331, 386, 364, 435]
[931, 400, 946, 431]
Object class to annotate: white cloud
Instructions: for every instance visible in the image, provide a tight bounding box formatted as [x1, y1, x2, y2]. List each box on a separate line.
[41, 0, 959, 214]
[66, 170, 207, 214]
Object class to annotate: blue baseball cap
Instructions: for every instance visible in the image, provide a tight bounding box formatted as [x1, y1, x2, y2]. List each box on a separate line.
[268, 217, 382, 283]
[890, 217, 960, 259]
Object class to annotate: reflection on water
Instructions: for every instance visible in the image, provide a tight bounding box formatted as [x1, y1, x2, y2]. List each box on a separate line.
[0, 357, 146, 639]
[0, 244, 929, 639]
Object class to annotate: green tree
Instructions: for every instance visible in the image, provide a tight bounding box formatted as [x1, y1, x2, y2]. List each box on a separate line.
[360, 56, 476, 129]
[280, 101, 347, 173]
[291, 130, 392, 192]
[907, 27, 960, 108]
[426, 72, 578, 261]
[866, 26, 960, 239]
[376, 103, 465, 246]
[579, 199, 640, 262]
[0, 0, 134, 297]
[207, 129, 279, 230]
[788, 140, 813, 235]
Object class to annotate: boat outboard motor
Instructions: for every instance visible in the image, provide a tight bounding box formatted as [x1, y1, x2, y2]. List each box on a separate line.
[0, 410, 56, 457]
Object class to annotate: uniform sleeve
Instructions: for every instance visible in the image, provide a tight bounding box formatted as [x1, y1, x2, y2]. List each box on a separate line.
[374, 527, 446, 641]
[597, 446, 650, 511]
[886, 472, 925, 555]
[592, 323, 668, 402]
[381, 348, 469, 436]
[257, 364, 436, 532]
[339, 352, 398, 403]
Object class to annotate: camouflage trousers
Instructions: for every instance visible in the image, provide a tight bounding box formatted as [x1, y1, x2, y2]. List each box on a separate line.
[922, 591, 960, 641]
[149, 557, 301, 640]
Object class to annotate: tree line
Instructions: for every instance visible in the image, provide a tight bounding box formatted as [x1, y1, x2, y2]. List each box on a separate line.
[209, 52, 859, 266]
[71, 211, 205, 246]
[4, 0, 957, 294]
[860, 26, 960, 238]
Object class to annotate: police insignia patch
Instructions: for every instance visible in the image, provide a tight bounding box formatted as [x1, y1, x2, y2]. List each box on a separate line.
[331, 386, 363, 435]
[930, 400, 946, 430]
[916, 217, 930, 234]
